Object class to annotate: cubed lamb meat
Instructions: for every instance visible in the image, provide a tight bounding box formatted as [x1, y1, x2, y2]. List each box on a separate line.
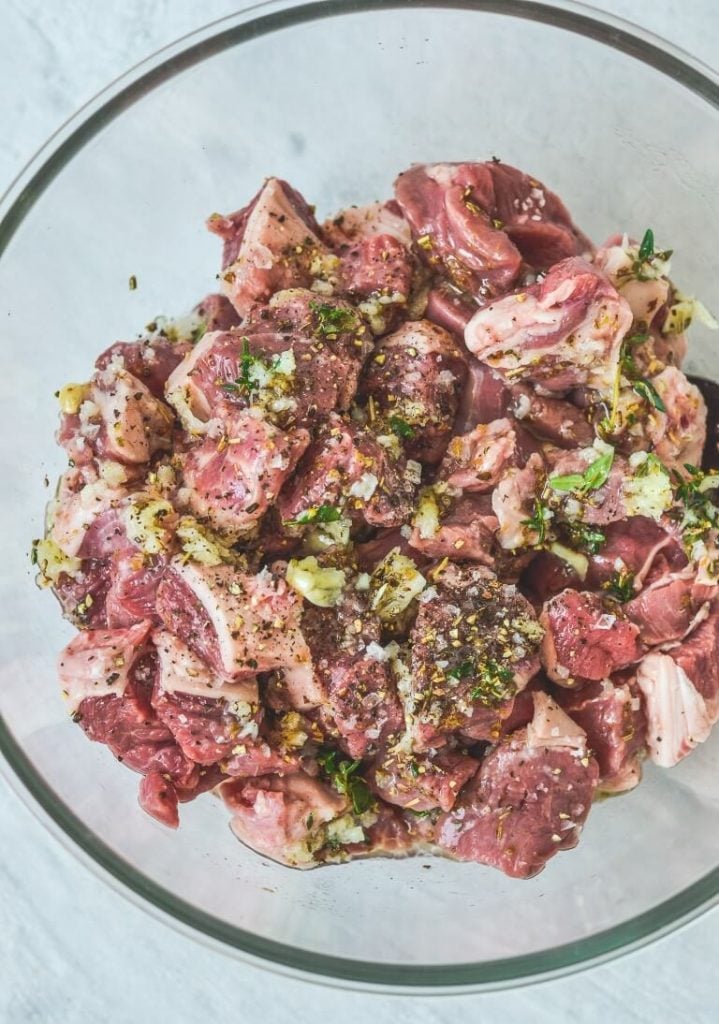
[105, 552, 167, 628]
[555, 677, 646, 792]
[594, 235, 671, 326]
[436, 692, 598, 878]
[155, 560, 319, 705]
[540, 589, 643, 686]
[165, 291, 371, 434]
[425, 285, 478, 338]
[508, 383, 594, 448]
[297, 587, 403, 757]
[360, 319, 467, 464]
[208, 177, 331, 317]
[355, 527, 429, 572]
[636, 607, 719, 766]
[95, 337, 190, 399]
[454, 360, 510, 434]
[59, 364, 174, 467]
[277, 413, 419, 531]
[547, 445, 630, 526]
[437, 418, 519, 492]
[522, 516, 687, 603]
[219, 771, 350, 868]
[491, 453, 545, 550]
[406, 563, 543, 750]
[322, 200, 412, 249]
[464, 257, 631, 393]
[643, 367, 707, 474]
[625, 568, 716, 646]
[394, 162, 589, 299]
[193, 292, 241, 332]
[409, 489, 498, 564]
[369, 745, 479, 813]
[58, 619, 153, 712]
[47, 473, 132, 559]
[177, 407, 309, 535]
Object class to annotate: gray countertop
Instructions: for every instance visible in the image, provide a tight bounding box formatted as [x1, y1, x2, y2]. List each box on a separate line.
[1, 1, 718, 1020]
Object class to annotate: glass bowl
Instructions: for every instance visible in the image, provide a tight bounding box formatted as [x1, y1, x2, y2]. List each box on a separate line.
[1, 0, 718, 994]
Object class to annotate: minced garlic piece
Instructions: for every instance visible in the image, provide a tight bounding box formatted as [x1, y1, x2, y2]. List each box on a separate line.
[57, 382, 90, 415]
[31, 538, 82, 586]
[370, 548, 426, 620]
[413, 486, 441, 539]
[124, 499, 174, 555]
[286, 556, 346, 607]
[176, 516, 240, 567]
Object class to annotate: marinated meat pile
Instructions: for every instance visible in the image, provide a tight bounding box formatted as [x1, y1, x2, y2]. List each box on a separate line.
[35, 160, 719, 878]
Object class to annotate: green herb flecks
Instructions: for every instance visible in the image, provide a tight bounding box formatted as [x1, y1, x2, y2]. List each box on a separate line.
[316, 748, 373, 815]
[309, 301, 358, 337]
[221, 338, 263, 399]
[522, 497, 550, 545]
[469, 659, 515, 706]
[632, 379, 666, 412]
[602, 568, 636, 603]
[283, 504, 342, 527]
[562, 521, 606, 555]
[447, 659, 474, 680]
[631, 228, 673, 281]
[548, 447, 615, 495]
[389, 415, 415, 440]
[669, 464, 719, 560]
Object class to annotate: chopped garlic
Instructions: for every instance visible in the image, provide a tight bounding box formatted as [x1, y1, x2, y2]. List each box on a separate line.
[370, 547, 426, 620]
[623, 455, 673, 520]
[349, 472, 378, 501]
[57, 382, 91, 415]
[98, 460, 128, 487]
[548, 542, 588, 580]
[303, 517, 351, 554]
[326, 814, 365, 847]
[413, 486, 440, 539]
[663, 291, 718, 335]
[286, 556, 346, 607]
[124, 499, 174, 555]
[176, 516, 240, 566]
[31, 538, 82, 586]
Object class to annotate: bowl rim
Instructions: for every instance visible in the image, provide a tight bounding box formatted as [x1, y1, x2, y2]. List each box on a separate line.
[1, 0, 718, 993]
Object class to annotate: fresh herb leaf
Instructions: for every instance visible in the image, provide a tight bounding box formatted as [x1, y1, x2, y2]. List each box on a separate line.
[632, 379, 666, 412]
[309, 301, 357, 337]
[408, 761, 420, 778]
[284, 504, 342, 527]
[469, 659, 515, 706]
[389, 415, 415, 440]
[563, 521, 606, 555]
[602, 569, 636, 603]
[190, 321, 207, 345]
[638, 228, 654, 262]
[522, 498, 550, 545]
[221, 337, 264, 398]
[317, 747, 373, 815]
[447, 659, 474, 680]
[548, 447, 615, 495]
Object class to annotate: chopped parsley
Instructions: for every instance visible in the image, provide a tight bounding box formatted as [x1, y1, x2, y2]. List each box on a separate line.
[638, 228, 655, 262]
[309, 301, 357, 337]
[447, 659, 474, 680]
[522, 497, 550, 544]
[284, 504, 342, 527]
[317, 748, 373, 814]
[469, 659, 515, 706]
[548, 447, 615, 495]
[632, 228, 673, 281]
[669, 464, 719, 557]
[602, 569, 636, 603]
[632, 379, 666, 412]
[221, 338, 262, 398]
[389, 415, 415, 440]
[562, 521, 606, 555]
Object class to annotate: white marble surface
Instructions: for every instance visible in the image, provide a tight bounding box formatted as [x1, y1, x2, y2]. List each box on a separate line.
[1, 1, 718, 1020]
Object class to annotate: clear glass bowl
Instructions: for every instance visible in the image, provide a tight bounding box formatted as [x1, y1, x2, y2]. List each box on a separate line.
[1, 0, 718, 993]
